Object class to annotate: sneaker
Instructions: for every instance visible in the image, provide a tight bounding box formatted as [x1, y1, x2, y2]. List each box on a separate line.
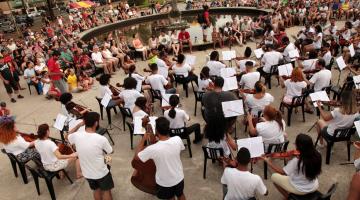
[11, 98, 16, 103]
[17, 95, 24, 99]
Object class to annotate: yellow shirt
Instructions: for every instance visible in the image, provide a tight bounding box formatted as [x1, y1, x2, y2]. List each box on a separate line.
[67, 74, 78, 91]
[342, 2, 350, 11]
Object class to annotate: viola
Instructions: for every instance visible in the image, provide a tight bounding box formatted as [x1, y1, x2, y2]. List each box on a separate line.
[322, 100, 342, 107]
[66, 101, 90, 118]
[109, 84, 120, 96]
[131, 116, 157, 195]
[266, 150, 300, 159]
[239, 89, 256, 94]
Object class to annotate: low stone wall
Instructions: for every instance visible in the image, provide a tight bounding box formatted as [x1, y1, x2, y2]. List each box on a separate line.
[79, 7, 271, 41]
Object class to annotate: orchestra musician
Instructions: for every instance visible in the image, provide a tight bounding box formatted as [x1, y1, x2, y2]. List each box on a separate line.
[119, 77, 144, 112]
[262, 133, 322, 199]
[234, 47, 256, 73]
[221, 147, 268, 200]
[145, 63, 176, 95]
[303, 59, 332, 92]
[67, 112, 114, 200]
[241, 81, 274, 117]
[206, 51, 226, 77]
[347, 142, 360, 200]
[198, 66, 213, 92]
[34, 123, 82, 178]
[239, 61, 260, 90]
[98, 74, 123, 107]
[0, 116, 40, 163]
[172, 54, 198, 84]
[135, 117, 186, 200]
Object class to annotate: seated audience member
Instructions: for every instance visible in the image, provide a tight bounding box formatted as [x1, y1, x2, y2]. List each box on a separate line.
[212, 27, 223, 49]
[247, 105, 286, 149]
[148, 35, 159, 50]
[132, 33, 148, 60]
[24, 61, 42, 94]
[241, 81, 274, 116]
[91, 45, 113, 74]
[239, 61, 260, 89]
[78, 71, 94, 91]
[123, 55, 136, 73]
[172, 54, 198, 84]
[102, 45, 120, 70]
[164, 95, 203, 143]
[206, 51, 226, 77]
[221, 147, 268, 200]
[198, 66, 213, 92]
[315, 90, 359, 147]
[35, 124, 82, 178]
[263, 134, 322, 199]
[145, 63, 176, 95]
[66, 68, 84, 93]
[171, 30, 180, 56]
[178, 28, 193, 54]
[0, 116, 41, 163]
[158, 31, 171, 52]
[119, 77, 144, 112]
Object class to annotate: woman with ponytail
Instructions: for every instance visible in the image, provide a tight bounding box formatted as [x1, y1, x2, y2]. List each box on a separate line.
[242, 81, 274, 117]
[164, 95, 203, 144]
[263, 133, 322, 198]
[247, 105, 286, 149]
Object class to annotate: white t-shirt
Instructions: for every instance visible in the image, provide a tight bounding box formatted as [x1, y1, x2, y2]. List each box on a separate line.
[34, 139, 59, 165]
[119, 89, 143, 111]
[24, 68, 36, 83]
[132, 109, 148, 119]
[164, 108, 190, 129]
[207, 60, 226, 76]
[159, 35, 171, 46]
[99, 85, 112, 98]
[256, 120, 285, 150]
[322, 51, 332, 66]
[283, 43, 297, 62]
[130, 73, 145, 92]
[246, 93, 274, 116]
[240, 72, 260, 89]
[327, 108, 359, 135]
[91, 52, 103, 64]
[261, 51, 283, 73]
[236, 59, 256, 73]
[284, 80, 307, 99]
[309, 69, 331, 92]
[172, 63, 192, 78]
[221, 168, 267, 200]
[198, 78, 212, 92]
[68, 130, 113, 179]
[313, 33, 323, 49]
[145, 74, 168, 95]
[156, 58, 169, 78]
[284, 158, 319, 193]
[138, 136, 185, 187]
[3, 136, 30, 156]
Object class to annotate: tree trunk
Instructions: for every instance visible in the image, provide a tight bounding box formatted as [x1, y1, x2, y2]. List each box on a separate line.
[46, 0, 55, 20]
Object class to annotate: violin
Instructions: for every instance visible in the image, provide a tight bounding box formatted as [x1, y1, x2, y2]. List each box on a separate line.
[321, 100, 342, 107]
[109, 84, 120, 96]
[18, 132, 38, 142]
[65, 101, 90, 119]
[131, 116, 157, 195]
[266, 150, 300, 159]
[239, 88, 256, 94]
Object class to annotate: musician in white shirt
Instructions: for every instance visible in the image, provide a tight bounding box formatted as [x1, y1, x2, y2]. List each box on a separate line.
[304, 59, 332, 92]
[260, 44, 283, 73]
[207, 51, 226, 76]
[145, 63, 176, 95]
[282, 37, 297, 63]
[239, 61, 260, 89]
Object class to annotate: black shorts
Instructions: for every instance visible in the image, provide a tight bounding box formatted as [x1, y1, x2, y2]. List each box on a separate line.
[4, 78, 18, 94]
[86, 172, 114, 191]
[156, 180, 184, 199]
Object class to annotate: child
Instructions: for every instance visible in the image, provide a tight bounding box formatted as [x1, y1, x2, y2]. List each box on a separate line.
[41, 72, 61, 100]
[0, 102, 10, 116]
[66, 68, 83, 93]
[211, 27, 223, 49]
[78, 71, 94, 91]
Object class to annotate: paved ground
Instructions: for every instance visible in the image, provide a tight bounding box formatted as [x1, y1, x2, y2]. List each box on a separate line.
[0, 21, 357, 200]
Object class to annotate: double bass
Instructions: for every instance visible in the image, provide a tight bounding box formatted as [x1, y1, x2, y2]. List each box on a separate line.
[131, 116, 157, 195]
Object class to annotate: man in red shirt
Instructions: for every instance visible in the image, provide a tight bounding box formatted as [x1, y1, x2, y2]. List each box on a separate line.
[178, 28, 192, 54]
[202, 5, 211, 42]
[47, 50, 67, 94]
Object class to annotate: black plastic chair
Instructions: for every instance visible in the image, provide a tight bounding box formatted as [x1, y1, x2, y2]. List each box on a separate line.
[1, 149, 29, 184]
[126, 122, 136, 150]
[201, 146, 224, 179]
[330, 80, 353, 101]
[279, 95, 306, 126]
[173, 74, 189, 97]
[149, 89, 162, 103]
[120, 107, 133, 131]
[263, 64, 279, 89]
[288, 183, 337, 200]
[191, 81, 205, 116]
[26, 161, 73, 200]
[325, 57, 334, 70]
[95, 97, 118, 126]
[315, 127, 355, 164]
[97, 127, 115, 145]
[170, 128, 192, 158]
[263, 141, 289, 179]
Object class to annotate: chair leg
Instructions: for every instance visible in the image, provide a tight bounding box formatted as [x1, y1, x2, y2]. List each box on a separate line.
[194, 100, 197, 116]
[264, 161, 268, 180]
[301, 105, 305, 122]
[287, 108, 292, 126]
[106, 108, 112, 125]
[203, 158, 207, 179]
[187, 138, 192, 158]
[10, 159, 18, 177]
[347, 141, 351, 161]
[123, 115, 126, 131]
[106, 130, 115, 145]
[314, 134, 320, 146]
[184, 84, 188, 98]
[45, 178, 56, 200]
[130, 131, 134, 150]
[31, 172, 41, 195]
[326, 143, 333, 165]
[19, 164, 28, 184]
[62, 170, 73, 184]
[99, 106, 104, 120]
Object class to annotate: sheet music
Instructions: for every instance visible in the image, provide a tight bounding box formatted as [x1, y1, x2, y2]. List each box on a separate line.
[354, 121, 360, 138]
[236, 136, 264, 158]
[220, 67, 236, 78]
[101, 93, 112, 107]
[309, 91, 330, 107]
[336, 56, 347, 70]
[185, 55, 196, 66]
[161, 94, 179, 107]
[277, 63, 293, 76]
[222, 76, 238, 91]
[53, 113, 68, 131]
[289, 49, 300, 58]
[353, 75, 360, 89]
[68, 118, 85, 132]
[302, 59, 317, 71]
[222, 100, 244, 118]
[133, 116, 157, 135]
[349, 44, 355, 57]
[222, 50, 236, 61]
[254, 48, 264, 59]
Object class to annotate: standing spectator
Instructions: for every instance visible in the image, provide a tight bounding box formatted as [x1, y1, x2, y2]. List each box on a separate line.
[0, 58, 24, 103]
[47, 51, 68, 94]
[202, 5, 211, 42]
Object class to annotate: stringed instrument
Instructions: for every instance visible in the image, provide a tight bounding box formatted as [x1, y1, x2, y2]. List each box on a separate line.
[65, 101, 91, 119]
[109, 84, 120, 96]
[239, 88, 256, 94]
[266, 150, 300, 159]
[131, 116, 157, 195]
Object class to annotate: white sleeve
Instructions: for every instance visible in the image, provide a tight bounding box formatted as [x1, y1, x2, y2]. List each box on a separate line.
[18, 137, 31, 149]
[68, 133, 75, 145]
[255, 176, 268, 195]
[182, 110, 190, 121]
[220, 168, 229, 185]
[50, 141, 59, 153]
[283, 158, 298, 175]
[177, 136, 185, 150]
[102, 137, 113, 154]
[138, 146, 153, 162]
[119, 91, 124, 99]
[161, 76, 168, 86]
[309, 73, 318, 84]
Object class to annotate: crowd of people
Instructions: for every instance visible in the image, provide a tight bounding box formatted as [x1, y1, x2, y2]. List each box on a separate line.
[1, 0, 360, 200]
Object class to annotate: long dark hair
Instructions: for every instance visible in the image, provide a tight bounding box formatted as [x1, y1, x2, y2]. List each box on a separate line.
[168, 95, 179, 119]
[295, 134, 322, 181]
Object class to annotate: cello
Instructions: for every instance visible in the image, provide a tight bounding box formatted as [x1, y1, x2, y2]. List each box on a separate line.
[131, 116, 157, 195]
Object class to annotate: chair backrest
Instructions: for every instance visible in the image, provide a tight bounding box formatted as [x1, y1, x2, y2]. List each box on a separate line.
[332, 127, 355, 141]
[269, 64, 279, 75]
[150, 89, 162, 100]
[169, 128, 186, 137]
[120, 107, 133, 118]
[191, 81, 205, 100]
[266, 141, 290, 154]
[126, 122, 134, 134]
[291, 95, 306, 106]
[320, 183, 337, 200]
[325, 57, 334, 70]
[202, 146, 224, 160]
[174, 74, 186, 83]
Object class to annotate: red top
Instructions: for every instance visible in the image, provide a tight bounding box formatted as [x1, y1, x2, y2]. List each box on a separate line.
[4, 55, 14, 72]
[47, 57, 62, 81]
[178, 31, 190, 41]
[204, 11, 210, 24]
